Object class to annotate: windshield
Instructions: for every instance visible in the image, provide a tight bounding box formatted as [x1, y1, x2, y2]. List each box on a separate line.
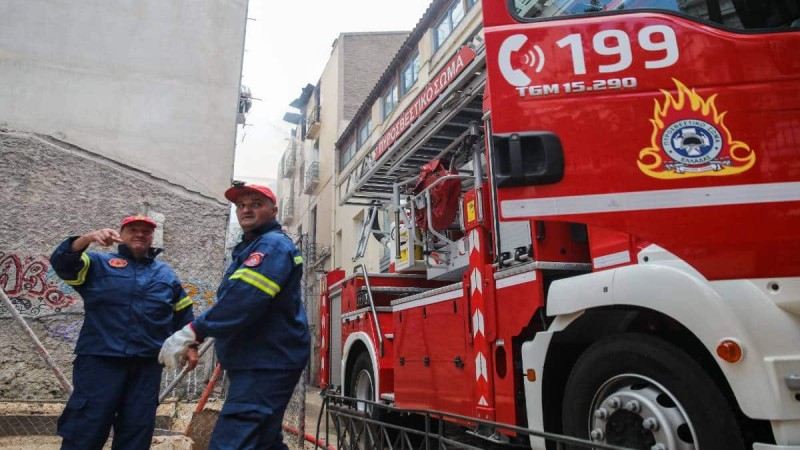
[512, 0, 800, 29]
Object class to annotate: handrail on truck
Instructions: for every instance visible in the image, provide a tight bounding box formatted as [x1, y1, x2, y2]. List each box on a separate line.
[353, 263, 384, 357]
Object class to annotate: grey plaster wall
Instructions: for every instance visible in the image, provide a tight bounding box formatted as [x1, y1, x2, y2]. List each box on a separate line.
[0, 130, 228, 400]
[0, 0, 247, 201]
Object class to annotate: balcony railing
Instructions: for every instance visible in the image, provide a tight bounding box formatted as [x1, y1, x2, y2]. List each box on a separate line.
[305, 105, 321, 140]
[280, 197, 294, 223]
[282, 145, 296, 178]
[303, 161, 320, 194]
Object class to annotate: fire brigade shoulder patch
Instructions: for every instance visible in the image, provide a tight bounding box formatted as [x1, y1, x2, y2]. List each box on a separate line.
[108, 258, 128, 268]
[244, 252, 265, 267]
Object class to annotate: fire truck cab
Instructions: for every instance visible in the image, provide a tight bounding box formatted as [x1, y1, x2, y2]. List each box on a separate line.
[321, 1, 800, 448]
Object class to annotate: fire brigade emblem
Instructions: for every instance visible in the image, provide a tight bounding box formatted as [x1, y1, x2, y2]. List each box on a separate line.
[638, 79, 755, 179]
[244, 252, 264, 267]
[108, 258, 127, 268]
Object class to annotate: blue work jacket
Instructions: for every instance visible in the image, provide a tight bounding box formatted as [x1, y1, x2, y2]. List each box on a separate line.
[193, 221, 310, 371]
[50, 237, 194, 357]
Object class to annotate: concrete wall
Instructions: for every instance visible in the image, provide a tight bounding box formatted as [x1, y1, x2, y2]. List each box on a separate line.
[0, 0, 248, 201]
[0, 130, 228, 400]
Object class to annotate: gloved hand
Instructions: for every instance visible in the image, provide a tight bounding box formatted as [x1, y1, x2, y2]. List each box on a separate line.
[158, 324, 198, 369]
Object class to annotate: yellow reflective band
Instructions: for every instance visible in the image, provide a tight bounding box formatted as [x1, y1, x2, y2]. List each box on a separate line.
[230, 268, 280, 297]
[173, 296, 194, 311]
[294, 256, 303, 265]
[231, 271, 277, 297]
[64, 253, 91, 286]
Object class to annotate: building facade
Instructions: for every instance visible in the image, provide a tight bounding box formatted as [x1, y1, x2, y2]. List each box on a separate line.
[335, 0, 484, 276]
[277, 31, 410, 383]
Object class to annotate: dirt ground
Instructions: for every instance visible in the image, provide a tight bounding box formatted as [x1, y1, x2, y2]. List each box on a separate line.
[0, 387, 330, 450]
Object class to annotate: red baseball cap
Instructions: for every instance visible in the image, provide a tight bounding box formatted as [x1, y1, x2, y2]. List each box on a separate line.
[120, 215, 157, 229]
[224, 183, 277, 205]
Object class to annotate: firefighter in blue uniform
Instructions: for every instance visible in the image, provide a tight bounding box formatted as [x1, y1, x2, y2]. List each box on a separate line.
[50, 215, 195, 450]
[160, 183, 310, 450]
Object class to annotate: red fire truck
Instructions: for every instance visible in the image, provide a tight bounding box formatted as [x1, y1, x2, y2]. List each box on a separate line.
[320, 0, 800, 448]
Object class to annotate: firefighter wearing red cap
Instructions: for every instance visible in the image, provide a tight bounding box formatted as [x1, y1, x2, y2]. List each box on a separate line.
[50, 215, 195, 450]
[160, 183, 309, 450]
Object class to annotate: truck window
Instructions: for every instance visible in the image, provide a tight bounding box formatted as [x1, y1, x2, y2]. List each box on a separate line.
[512, 0, 800, 29]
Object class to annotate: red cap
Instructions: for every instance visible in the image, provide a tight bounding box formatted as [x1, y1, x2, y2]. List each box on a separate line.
[120, 215, 157, 229]
[224, 183, 277, 205]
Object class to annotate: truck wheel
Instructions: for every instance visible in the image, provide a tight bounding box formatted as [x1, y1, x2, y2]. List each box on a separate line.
[562, 333, 745, 450]
[349, 352, 376, 417]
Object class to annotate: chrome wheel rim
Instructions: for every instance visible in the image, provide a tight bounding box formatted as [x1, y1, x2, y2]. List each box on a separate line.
[587, 374, 698, 450]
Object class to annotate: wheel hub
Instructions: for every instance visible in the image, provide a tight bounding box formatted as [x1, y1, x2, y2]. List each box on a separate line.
[589, 375, 697, 450]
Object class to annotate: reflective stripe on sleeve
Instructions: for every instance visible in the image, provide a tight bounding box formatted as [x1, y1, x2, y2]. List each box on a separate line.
[229, 268, 281, 297]
[64, 253, 91, 286]
[173, 296, 194, 311]
[294, 256, 303, 265]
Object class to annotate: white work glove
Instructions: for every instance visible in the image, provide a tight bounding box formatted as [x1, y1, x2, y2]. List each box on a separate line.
[158, 324, 198, 369]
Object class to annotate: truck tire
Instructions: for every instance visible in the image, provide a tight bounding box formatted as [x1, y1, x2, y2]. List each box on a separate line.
[562, 333, 745, 450]
[349, 352, 376, 417]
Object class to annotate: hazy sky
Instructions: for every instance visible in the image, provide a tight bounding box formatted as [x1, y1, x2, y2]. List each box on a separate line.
[232, 0, 434, 186]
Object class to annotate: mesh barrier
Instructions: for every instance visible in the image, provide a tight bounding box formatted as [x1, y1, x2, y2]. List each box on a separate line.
[0, 314, 77, 402]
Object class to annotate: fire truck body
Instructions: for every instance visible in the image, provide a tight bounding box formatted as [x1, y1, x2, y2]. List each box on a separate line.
[322, 1, 800, 448]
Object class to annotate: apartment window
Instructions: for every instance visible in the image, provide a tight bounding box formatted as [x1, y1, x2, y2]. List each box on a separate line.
[310, 206, 317, 246]
[340, 139, 356, 170]
[400, 53, 420, 97]
[334, 230, 343, 269]
[434, 0, 475, 50]
[382, 82, 398, 120]
[299, 162, 305, 192]
[357, 118, 371, 148]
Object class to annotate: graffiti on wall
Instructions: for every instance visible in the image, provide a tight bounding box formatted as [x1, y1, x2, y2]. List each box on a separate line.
[182, 279, 217, 313]
[0, 252, 219, 345]
[0, 252, 78, 316]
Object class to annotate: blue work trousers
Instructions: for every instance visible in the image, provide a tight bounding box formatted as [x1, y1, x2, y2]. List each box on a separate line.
[208, 368, 304, 450]
[57, 355, 162, 450]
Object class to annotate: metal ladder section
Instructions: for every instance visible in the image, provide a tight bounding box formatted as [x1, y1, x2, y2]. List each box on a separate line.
[353, 204, 391, 262]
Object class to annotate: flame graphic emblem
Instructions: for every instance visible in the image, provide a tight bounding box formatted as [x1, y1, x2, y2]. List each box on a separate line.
[638, 79, 755, 179]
